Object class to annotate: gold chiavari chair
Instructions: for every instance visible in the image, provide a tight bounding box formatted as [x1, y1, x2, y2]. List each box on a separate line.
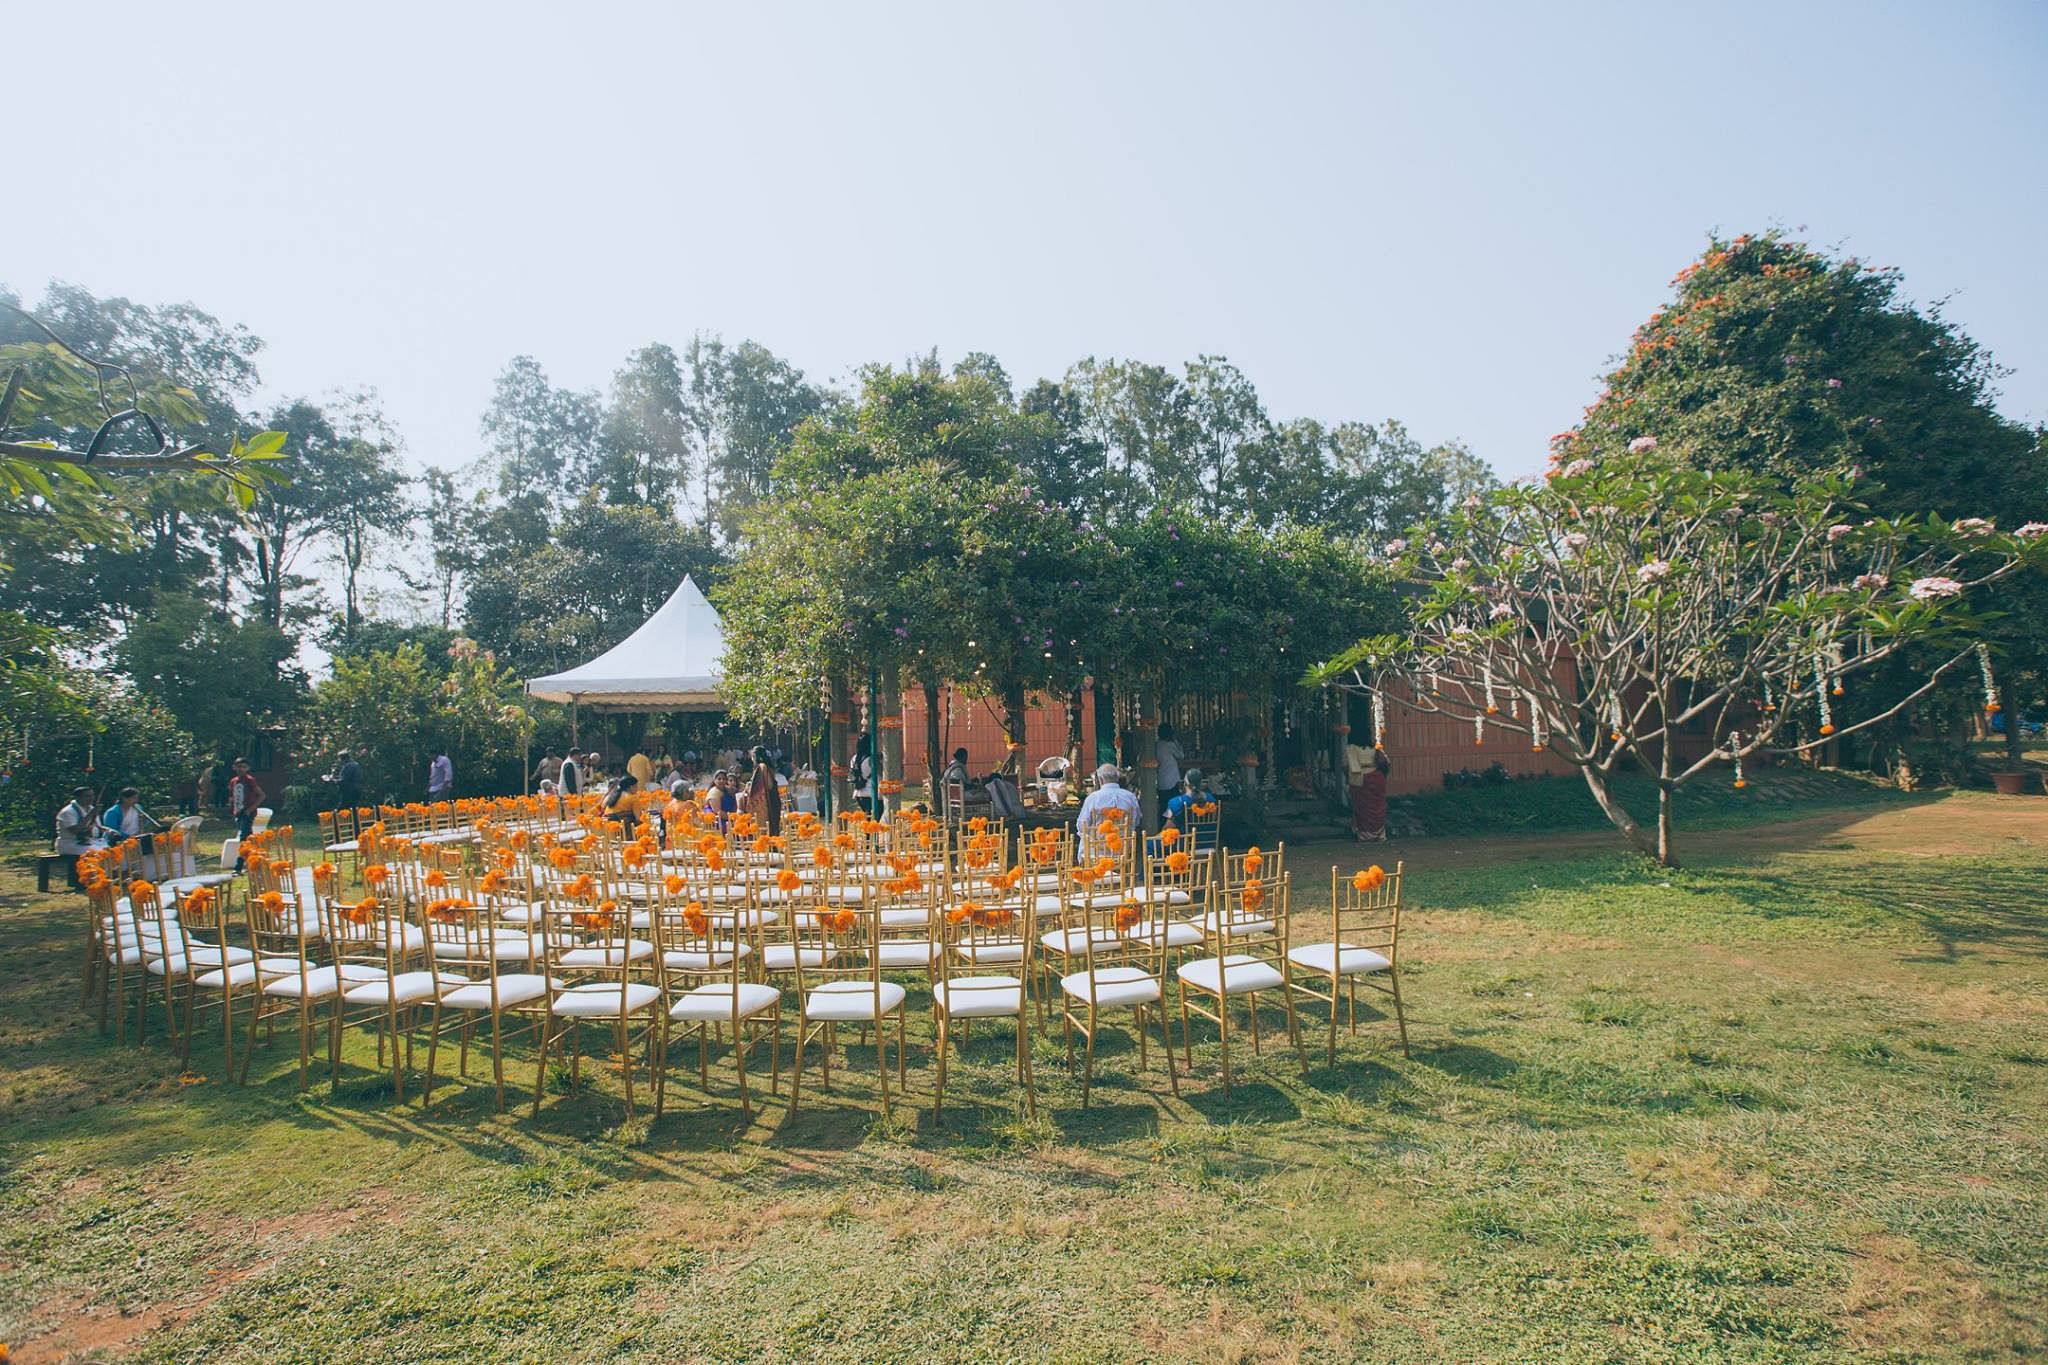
[786, 889, 907, 1117]
[420, 895, 553, 1112]
[1291, 863, 1408, 1063]
[159, 879, 260, 1077]
[1124, 846, 1213, 960]
[660, 893, 781, 1115]
[1055, 886, 1179, 1107]
[1176, 859, 1306, 1091]
[932, 874, 1036, 1117]
[332, 871, 449, 1101]
[526, 885, 667, 1117]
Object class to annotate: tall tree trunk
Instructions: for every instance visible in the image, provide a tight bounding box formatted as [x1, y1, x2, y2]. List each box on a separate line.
[1134, 692, 1161, 832]
[829, 673, 853, 815]
[1002, 680, 1028, 779]
[878, 676, 904, 817]
[1656, 685, 1678, 867]
[1580, 764, 1656, 859]
[1065, 685, 1085, 786]
[919, 671, 943, 810]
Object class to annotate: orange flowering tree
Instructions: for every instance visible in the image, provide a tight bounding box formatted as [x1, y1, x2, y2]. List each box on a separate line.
[1315, 451, 2046, 866]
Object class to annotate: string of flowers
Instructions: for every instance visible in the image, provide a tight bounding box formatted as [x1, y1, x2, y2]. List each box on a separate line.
[1371, 682, 1387, 747]
[1814, 654, 1835, 736]
[1527, 692, 1546, 752]
[1730, 730, 1746, 789]
[1979, 643, 2000, 715]
[1482, 664, 1497, 715]
[1606, 693, 1623, 742]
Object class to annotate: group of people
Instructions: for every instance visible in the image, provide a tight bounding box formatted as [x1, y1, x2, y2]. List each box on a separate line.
[52, 756, 268, 884]
[531, 743, 807, 841]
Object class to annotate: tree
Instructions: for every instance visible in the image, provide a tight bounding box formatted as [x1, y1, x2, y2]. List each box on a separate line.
[708, 340, 826, 539]
[295, 639, 534, 805]
[0, 669, 196, 836]
[417, 467, 486, 627]
[594, 343, 693, 510]
[1314, 449, 2047, 866]
[115, 595, 305, 757]
[462, 496, 725, 674]
[1559, 231, 2048, 774]
[477, 355, 602, 521]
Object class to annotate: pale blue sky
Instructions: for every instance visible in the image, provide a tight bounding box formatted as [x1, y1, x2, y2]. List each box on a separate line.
[13, 1, 2047, 485]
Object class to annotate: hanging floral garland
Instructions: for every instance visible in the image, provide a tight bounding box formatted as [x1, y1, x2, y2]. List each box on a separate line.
[1527, 692, 1547, 753]
[1979, 643, 2000, 715]
[1814, 655, 1835, 736]
[1482, 665, 1498, 715]
[1371, 680, 1387, 748]
[1730, 730, 1747, 789]
[1606, 693, 1623, 743]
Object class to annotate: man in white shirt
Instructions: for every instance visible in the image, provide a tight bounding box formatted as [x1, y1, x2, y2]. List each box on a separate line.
[55, 786, 100, 888]
[1077, 763, 1141, 846]
[1154, 724, 1185, 829]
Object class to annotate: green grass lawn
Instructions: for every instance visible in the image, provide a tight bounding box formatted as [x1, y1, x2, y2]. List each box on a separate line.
[3, 791, 2045, 1361]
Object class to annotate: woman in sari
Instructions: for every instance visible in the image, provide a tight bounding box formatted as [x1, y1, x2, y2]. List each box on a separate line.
[1350, 746, 1390, 842]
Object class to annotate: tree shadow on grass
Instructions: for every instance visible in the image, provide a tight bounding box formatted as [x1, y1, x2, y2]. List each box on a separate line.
[1408, 1041, 1520, 1083]
[1180, 1079, 1300, 1125]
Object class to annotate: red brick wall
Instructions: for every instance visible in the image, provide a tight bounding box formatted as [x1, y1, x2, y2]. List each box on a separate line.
[1377, 668, 1579, 795]
[891, 686, 1095, 780]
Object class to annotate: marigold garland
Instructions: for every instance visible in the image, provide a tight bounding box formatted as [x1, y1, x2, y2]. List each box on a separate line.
[1351, 865, 1386, 894]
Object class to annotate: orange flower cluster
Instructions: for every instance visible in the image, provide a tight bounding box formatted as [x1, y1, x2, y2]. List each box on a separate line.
[425, 897, 472, 924]
[1113, 899, 1144, 934]
[362, 864, 392, 887]
[1351, 865, 1387, 894]
[257, 890, 288, 914]
[776, 868, 803, 893]
[479, 869, 511, 897]
[181, 886, 218, 916]
[312, 862, 338, 885]
[813, 846, 836, 869]
[682, 901, 711, 937]
[424, 869, 449, 889]
[1165, 850, 1190, 875]
[563, 873, 599, 902]
[664, 874, 687, 896]
[1242, 847, 1264, 877]
[816, 907, 858, 934]
[1158, 827, 1181, 848]
[346, 896, 380, 925]
[1241, 883, 1267, 911]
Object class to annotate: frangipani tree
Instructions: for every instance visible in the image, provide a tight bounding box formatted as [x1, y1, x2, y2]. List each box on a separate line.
[1312, 447, 2046, 865]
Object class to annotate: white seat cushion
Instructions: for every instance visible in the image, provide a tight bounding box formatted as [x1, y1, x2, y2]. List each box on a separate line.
[670, 982, 781, 1022]
[878, 907, 929, 928]
[550, 982, 663, 1016]
[708, 905, 778, 928]
[1040, 926, 1123, 956]
[1060, 965, 1162, 1009]
[1125, 918, 1204, 948]
[147, 940, 255, 975]
[662, 942, 751, 972]
[762, 944, 838, 971]
[195, 957, 301, 990]
[1177, 954, 1284, 996]
[875, 940, 939, 968]
[344, 970, 469, 1005]
[956, 939, 1025, 965]
[1141, 887, 1194, 906]
[1288, 942, 1392, 977]
[431, 928, 537, 961]
[1198, 911, 1276, 939]
[804, 980, 906, 1021]
[933, 975, 1023, 1018]
[261, 963, 386, 999]
[439, 974, 558, 1010]
[558, 939, 655, 968]
[323, 839, 360, 854]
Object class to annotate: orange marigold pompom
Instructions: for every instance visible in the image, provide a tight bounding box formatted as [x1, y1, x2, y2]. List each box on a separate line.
[1351, 865, 1386, 893]
[777, 869, 803, 893]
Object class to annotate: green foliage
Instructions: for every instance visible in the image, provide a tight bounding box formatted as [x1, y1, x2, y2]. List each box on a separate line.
[462, 496, 726, 675]
[114, 595, 306, 756]
[0, 671, 196, 833]
[294, 640, 533, 804]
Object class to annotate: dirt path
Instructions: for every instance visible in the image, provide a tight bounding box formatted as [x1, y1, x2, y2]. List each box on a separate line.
[1287, 790, 2048, 874]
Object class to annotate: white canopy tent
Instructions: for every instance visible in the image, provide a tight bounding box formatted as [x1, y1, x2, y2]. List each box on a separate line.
[525, 574, 727, 713]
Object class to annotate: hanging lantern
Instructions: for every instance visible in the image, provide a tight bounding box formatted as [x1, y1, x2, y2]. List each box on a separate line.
[1979, 643, 2001, 715]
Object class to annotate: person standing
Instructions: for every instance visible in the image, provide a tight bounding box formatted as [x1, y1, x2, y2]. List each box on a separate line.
[427, 749, 454, 801]
[335, 750, 364, 810]
[229, 757, 264, 870]
[533, 747, 564, 791]
[1154, 724, 1185, 830]
[628, 747, 655, 787]
[746, 747, 783, 836]
[55, 785, 99, 887]
[1348, 743, 1390, 842]
[557, 750, 582, 815]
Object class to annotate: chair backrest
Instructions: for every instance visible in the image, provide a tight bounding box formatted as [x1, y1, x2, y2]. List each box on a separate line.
[1144, 844, 1213, 917]
[1327, 860, 1403, 961]
[935, 864, 1033, 1003]
[251, 807, 274, 834]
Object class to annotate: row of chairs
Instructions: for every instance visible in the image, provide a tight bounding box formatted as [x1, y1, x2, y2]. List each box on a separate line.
[79, 804, 1408, 1120]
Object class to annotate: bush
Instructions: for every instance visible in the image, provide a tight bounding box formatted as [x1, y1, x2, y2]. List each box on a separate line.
[0, 673, 197, 836]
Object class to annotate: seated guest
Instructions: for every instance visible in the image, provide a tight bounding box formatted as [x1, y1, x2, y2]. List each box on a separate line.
[984, 769, 1024, 821]
[604, 773, 641, 835]
[1164, 768, 1216, 828]
[1076, 763, 1140, 846]
[940, 747, 972, 791]
[99, 786, 164, 850]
